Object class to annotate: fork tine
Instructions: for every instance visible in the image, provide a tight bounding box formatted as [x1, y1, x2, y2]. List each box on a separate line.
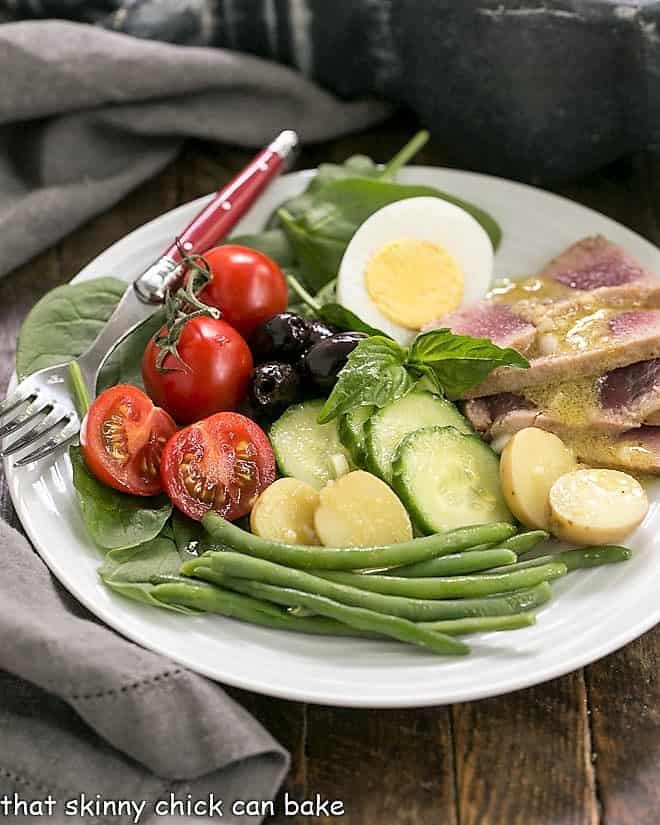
[1, 413, 72, 458]
[0, 402, 52, 439]
[0, 389, 36, 418]
[12, 427, 78, 467]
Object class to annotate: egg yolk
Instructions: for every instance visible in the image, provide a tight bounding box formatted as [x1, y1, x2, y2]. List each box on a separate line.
[364, 239, 464, 330]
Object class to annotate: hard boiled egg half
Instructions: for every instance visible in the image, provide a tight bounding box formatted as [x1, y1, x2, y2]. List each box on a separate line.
[337, 197, 494, 344]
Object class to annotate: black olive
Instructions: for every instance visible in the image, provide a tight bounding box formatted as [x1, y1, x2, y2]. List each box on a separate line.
[249, 313, 311, 363]
[307, 319, 338, 347]
[302, 332, 367, 390]
[249, 362, 302, 417]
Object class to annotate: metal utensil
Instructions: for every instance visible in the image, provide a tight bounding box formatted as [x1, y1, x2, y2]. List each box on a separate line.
[1, 130, 299, 466]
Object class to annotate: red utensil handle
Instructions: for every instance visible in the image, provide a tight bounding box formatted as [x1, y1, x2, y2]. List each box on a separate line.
[134, 130, 299, 303]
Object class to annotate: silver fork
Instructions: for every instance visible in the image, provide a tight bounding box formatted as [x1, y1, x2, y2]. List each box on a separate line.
[0, 130, 299, 467]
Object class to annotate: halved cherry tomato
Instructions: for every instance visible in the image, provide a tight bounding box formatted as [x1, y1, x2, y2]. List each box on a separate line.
[80, 385, 177, 496]
[160, 412, 276, 521]
[198, 245, 288, 337]
[142, 316, 253, 424]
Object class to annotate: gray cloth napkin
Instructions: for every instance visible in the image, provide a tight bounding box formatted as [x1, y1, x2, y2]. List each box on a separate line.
[0, 21, 390, 819]
[0, 19, 389, 279]
[0, 521, 288, 824]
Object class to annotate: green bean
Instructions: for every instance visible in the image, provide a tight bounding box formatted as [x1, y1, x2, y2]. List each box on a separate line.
[500, 531, 549, 554]
[313, 562, 566, 599]
[382, 548, 517, 578]
[486, 545, 632, 575]
[153, 578, 378, 638]
[192, 568, 468, 655]
[186, 552, 554, 621]
[201, 512, 516, 571]
[419, 614, 536, 634]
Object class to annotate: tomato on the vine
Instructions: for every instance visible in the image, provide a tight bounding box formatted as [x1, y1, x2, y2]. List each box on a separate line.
[142, 316, 253, 424]
[80, 385, 176, 496]
[198, 244, 288, 337]
[160, 412, 276, 521]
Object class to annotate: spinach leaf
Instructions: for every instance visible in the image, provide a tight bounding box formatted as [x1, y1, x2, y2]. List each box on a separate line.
[172, 510, 211, 559]
[97, 310, 165, 392]
[317, 304, 388, 337]
[409, 329, 529, 398]
[70, 446, 172, 550]
[99, 534, 205, 614]
[227, 228, 296, 268]
[16, 277, 125, 379]
[101, 579, 201, 614]
[318, 337, 414, 423]
[279, 177, 502, 288]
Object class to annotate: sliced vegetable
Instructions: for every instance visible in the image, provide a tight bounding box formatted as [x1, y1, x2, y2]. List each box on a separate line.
[549, 469, 648, 545]
[142, 315, 253, 424]
[393, 426, 512, 532]
[365, 390, 472, 482]
[161, 412, 276, 522]
[70, 446, 172, 551]
[269, 399, 351, 490]
[80, 385, 177, 496]
[250, 477, 321, 545]
[199, 513, 517, 570]
[313, 470, 413, 548]
[500, 427, 577, 530]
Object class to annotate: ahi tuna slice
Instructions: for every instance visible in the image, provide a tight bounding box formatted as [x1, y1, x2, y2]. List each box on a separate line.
[425, 302, 537, 354]
[540, 235, 649, 291]
[598, 359, 660, 424]
[459, 308, 660, 398]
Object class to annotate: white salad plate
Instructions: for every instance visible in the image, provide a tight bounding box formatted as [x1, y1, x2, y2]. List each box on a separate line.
[6, 167, 660, 708]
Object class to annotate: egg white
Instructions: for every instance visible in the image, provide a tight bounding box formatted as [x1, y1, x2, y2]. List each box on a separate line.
[336, 196, 494, 344]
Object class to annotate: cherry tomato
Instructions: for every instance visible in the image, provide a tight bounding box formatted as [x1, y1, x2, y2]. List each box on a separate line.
[142, 316, 253, 424]
[80, 385, 177, 496]
[198, 245, 288, 337]
[160, 412, 276, 521]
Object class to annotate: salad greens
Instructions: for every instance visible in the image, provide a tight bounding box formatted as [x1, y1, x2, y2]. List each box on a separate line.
[70, 446, 172, 550]
[16, 277, 125, 379]
[318, 330, 529, 424]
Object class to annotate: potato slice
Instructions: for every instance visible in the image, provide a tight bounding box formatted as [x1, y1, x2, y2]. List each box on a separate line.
[549, 468, 648, 545]
[314, 470, 413, 548]
[500, 427, 576, 530]
[250, 478, 321, 545]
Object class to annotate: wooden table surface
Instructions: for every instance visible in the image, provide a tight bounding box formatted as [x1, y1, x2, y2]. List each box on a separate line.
[1, 118, 658, 825]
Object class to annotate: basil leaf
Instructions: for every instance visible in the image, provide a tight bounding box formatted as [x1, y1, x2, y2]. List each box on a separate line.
[70, 446, 172, 551]
[16, 277, 125, 379]
[319, 303, 390, 337]
[318, 337, 414, 423]
[409, 329, 529, 398]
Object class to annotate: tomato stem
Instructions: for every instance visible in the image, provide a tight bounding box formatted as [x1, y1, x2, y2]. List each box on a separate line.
[69, 361, 91, 417]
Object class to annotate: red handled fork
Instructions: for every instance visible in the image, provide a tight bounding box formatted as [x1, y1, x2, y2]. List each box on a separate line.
[0, 130, 299, 466]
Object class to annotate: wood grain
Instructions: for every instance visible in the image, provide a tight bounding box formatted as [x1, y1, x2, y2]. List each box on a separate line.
[453, 673, 598, 825]
[585, 628, 660, 825]
[304, 705, 456, 824]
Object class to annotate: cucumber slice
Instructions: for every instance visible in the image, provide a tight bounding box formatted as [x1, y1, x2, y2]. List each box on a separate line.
[338, 406, 374, 465]
[365, 391, 472, 482]
[393, 426, 513, 533]
[270, 400, 352, 490]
